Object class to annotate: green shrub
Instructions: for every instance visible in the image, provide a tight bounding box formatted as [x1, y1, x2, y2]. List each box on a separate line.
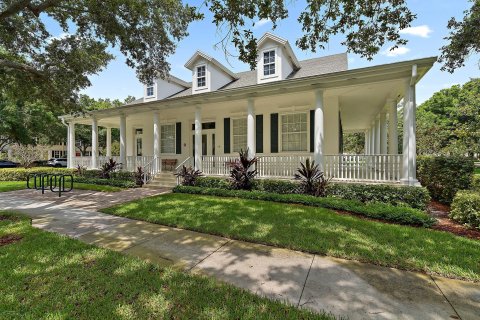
[417, 156, 475, 204]
[73, 177, 136, 188]
[253, 179, 299, 194]
[450, 191, 480, 229]
[471, 175, 480, 192]
[0, 168, 75, 181]
[325, 183, 430, 210]
[173, 186, 436, 227]
[195, 176, 231, 189]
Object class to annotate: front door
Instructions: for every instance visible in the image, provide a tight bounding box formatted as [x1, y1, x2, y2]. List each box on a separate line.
[192, 131, 215, 157]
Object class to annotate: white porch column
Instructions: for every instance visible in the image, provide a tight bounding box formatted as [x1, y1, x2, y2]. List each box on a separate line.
[68, 122, 75, 168]
[153, 112, 160, 171]
[106, 127, 112, 158]
[194, 106, 202, 171]
[374, 117, 381, 154]
[402, 77, 419, 185]
[380, 111, 387, 154]
[247, 98, 255, 158]
[314, 89, 325, 171]
[369, 124, 375, 155]
[388, 99, 398, 154]
[364, 130, 369, 154]
[120, 114, 127, 169]
[91, 117, 98, 169]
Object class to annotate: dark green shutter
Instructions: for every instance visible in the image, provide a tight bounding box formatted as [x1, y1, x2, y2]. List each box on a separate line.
[310, 110, 315, 152]
[256, 115, 263, 153]
[270, 113, 278, 153]
[175, 122, 182, 154]
[224, 118, 230, 153]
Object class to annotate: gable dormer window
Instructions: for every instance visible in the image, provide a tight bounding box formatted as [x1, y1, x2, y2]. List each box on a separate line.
[197, 65, 206, 87]
[263, 50, 276, 76]
[146, 85, 154, 97]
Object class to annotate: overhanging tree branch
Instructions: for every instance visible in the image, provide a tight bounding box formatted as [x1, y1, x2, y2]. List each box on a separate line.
[0, 0, 32, 20]
[0, 59, 44, 77]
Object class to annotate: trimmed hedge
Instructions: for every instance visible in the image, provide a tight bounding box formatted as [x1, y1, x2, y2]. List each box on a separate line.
[450, 191, 480, 229]
[73, 177, 136, 188]
[0, 168, 136, 188]
[471, 175, 480, 192]
[173, 186, 436, 227]
[0, 168, 74, 181]
[194, 176, 430, 210]
[326, 183, 430, 210]
[417, 156, 475, 204]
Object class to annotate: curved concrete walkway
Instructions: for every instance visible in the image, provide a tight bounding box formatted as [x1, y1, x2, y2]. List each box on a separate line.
[0, 189, 479, 320]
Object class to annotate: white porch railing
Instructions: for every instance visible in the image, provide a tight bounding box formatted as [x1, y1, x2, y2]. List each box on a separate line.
[324, 154, 402, 182]
[200, 154, 403, 183]
[72, 156, 153, 172]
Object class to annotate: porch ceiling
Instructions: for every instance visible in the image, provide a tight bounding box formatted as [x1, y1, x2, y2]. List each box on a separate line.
[335, 78, 405, 132]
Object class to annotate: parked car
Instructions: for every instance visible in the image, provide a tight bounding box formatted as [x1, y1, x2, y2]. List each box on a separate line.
[0, 160, 19, 168]
[47, 158, 67, 167]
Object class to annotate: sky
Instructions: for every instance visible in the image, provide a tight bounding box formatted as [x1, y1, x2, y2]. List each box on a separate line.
[57, 0, 479, 104]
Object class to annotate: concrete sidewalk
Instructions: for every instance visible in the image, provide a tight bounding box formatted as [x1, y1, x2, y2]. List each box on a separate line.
[1, 189, 479, 320]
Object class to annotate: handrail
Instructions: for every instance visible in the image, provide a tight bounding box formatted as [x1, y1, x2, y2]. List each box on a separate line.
[175, 156, 193, 172]
[142, 157, 160, 184]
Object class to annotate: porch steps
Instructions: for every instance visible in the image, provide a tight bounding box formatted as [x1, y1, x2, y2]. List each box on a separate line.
[145, 171, 177, 188]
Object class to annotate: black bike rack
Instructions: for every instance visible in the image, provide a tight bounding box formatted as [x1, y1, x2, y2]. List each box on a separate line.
[27, 173, 74, 197]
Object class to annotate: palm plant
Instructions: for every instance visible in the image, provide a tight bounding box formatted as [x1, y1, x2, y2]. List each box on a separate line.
[294, 159, 330, 197]
[100, 158, 120, 179]
[229, 148, 257, 190]
[174, 165, 202, 186]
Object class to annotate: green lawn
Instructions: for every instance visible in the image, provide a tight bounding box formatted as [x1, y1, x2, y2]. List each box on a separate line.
[475, 167, 480, 175]
[0, 181, 123, 192]
[0, 211, 328, 319]
[102, 193, 480, 282]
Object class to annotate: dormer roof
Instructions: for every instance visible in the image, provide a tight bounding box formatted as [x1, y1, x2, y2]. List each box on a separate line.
[184, 50, 238, 79]
[165, 75, 191, 88]
[257, 32, 301, 69]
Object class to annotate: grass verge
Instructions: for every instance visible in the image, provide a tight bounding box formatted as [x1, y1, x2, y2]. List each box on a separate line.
[101, 193, 480, 282]
[0, 211, 329, 319]
[0, 181, 123, 192]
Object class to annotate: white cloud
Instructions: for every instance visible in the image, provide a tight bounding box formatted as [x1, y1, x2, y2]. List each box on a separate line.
[382, 46, 410, 57]
[253, 18, 271, 29]
[399, 25, 432, 38]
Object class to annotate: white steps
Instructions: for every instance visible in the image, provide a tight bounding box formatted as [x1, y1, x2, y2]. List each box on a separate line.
[145, 171, 177, 188]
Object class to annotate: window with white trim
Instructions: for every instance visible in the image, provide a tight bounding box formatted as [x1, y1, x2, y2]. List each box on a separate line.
[232, 118, 247, 153]
[281, 113, 307, 151]
[146, 86, 154, 97]
[263, 50, 276, 76]
[160, 124, 176, 153]
[196, 65, 206, 88]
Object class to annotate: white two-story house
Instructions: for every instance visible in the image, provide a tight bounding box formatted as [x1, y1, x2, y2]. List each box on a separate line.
[61, 32, 436, 186]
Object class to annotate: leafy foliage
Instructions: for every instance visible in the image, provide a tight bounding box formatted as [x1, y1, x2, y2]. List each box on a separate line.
[450, 190, 480, 229]
[173, 186, 436, 227]
[294, 159, 330, 197]
[174, 165, 202, 186]
[342, 132, 365, 154]
[439, 0, 480, 72]
[0, 0, 199, 111]
[229, 148, 257, 190]
[135, 166, 144, 187]
[75, 165, 87, 177]
[100, 158, 120, 179]
[416, 79, 480, 157]
[207, 0, 415, 67]
[417, 156, 475, 204]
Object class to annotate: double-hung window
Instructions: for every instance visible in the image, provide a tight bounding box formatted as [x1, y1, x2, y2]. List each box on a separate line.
[197, 65, 206, 88]
[232, 118, 247, 153]
[160, 124, 176, 153]
[146, 86, 154, 97]
[281, 113, 307, 152]
[263, 50, 276, 76]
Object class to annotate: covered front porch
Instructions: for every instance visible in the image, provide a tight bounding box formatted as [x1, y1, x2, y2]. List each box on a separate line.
[64, 60, 431, 186]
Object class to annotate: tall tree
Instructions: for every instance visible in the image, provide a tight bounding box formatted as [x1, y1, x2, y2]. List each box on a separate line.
[416, 79, 480, 157]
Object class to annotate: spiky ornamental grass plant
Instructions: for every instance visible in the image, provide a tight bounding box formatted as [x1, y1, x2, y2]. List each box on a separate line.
[174, 165, 203, 186]
[229, 148, 257, 190]
[295, 159, 330, 197]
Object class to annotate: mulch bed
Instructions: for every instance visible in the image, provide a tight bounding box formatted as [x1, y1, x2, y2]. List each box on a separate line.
[0, 234, 23, 246]
[428, 201, 480, 240]
[0, 215, 20, 222]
